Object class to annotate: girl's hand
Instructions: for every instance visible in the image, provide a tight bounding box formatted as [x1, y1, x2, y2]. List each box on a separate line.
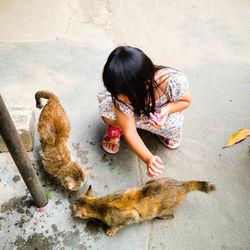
[146, 155, 164, 178]
[149, 106, 169, 128]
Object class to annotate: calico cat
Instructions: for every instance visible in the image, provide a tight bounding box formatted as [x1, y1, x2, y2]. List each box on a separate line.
[73, 178, 215, 236]
[35, 90, 89, 191]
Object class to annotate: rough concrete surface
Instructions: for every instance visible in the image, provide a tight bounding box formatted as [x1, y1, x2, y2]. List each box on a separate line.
[0, 0, 249, 250]
[0, 108, 35, 152]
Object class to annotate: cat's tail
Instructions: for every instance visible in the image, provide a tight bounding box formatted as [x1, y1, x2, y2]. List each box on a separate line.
[184, 181, 216, 194]
[35, 90, 57, 109]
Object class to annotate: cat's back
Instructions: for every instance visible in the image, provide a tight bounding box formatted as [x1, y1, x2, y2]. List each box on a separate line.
[97, 178, 186, 209]
[39, 97, 69, 126]
[37, 93, 70, 145]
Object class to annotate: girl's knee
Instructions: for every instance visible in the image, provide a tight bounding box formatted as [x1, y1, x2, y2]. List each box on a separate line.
[102, 116, 113, 123]
[101, 116, 119, 128]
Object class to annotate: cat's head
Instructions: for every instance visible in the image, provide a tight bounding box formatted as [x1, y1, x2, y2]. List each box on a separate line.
[73, 185, 94, 219]
[61, 162, 89, 191]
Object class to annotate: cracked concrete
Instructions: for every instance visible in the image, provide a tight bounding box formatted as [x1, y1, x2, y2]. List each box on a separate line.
[0, 0, 250, 249]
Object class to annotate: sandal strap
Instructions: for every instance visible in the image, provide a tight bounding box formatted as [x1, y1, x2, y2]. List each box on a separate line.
[103, 136, 120, 147]
[107, 125, 122, 139]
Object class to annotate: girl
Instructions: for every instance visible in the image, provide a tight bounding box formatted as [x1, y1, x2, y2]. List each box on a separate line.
[97, 46, 191, 178]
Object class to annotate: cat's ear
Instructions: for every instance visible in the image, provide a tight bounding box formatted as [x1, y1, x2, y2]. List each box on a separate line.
[85, 185, 93, 197]
[81, 167, 89, 176]
[63, 176, 76, 190]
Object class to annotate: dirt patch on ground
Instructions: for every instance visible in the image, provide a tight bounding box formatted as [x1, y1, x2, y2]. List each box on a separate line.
[1, 195, 33, 214]
[12, 175, 21, 183]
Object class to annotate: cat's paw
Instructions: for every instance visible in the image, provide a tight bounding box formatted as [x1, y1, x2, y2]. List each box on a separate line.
[106, 226, 118, 236]
[167, 214, 175, 219]
[156, 214, 175, 220]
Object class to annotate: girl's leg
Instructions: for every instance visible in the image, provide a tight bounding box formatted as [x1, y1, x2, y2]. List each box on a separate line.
[97, 90, 121, 153]
[102, 117, 122, 153]
[102, 117, 120, 128]
[158, 126, 182, 149]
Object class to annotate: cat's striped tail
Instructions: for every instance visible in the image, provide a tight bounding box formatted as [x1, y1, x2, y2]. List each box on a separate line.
[184, 181, 216, 193]
[35, 90, 57, 109]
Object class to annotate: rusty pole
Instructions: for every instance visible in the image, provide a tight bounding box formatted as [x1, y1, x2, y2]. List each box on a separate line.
[0, 94, 47, 208]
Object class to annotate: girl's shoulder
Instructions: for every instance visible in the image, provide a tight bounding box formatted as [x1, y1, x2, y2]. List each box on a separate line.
[156, 67, 183, 79]
[156, 67, 187, 87]
[154, 67, 178, 92]
[155, 67, 189, 102]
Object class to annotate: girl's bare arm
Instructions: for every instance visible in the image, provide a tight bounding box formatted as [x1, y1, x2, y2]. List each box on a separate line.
[165, 90, 192, 114]
[114, 105, 164, 177]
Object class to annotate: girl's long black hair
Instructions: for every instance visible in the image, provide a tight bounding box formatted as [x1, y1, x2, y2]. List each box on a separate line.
[102, 46, 172, 117]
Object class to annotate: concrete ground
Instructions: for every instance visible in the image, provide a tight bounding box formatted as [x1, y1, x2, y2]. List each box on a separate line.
[0, 0, 249, 249]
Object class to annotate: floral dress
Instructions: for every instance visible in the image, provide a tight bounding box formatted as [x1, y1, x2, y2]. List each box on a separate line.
[97, 68, 189, 145]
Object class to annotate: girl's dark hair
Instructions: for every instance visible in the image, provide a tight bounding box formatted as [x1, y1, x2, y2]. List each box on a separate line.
[102, 46, 169, 117]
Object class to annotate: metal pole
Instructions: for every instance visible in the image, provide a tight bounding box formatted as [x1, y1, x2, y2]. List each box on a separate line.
[0, 94, 47, 208]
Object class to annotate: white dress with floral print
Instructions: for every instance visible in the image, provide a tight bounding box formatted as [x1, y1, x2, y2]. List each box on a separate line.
[97, 68, 189, 144]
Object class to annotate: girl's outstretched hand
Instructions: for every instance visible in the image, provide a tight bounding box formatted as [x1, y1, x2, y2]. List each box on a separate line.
[146, 155, 164, 178]
[149, 107, 169, 128]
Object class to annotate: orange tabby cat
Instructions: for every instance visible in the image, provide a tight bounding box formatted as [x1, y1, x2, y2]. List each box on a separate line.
[35, 90, 89, 191]
[74, 178, 215, 236]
